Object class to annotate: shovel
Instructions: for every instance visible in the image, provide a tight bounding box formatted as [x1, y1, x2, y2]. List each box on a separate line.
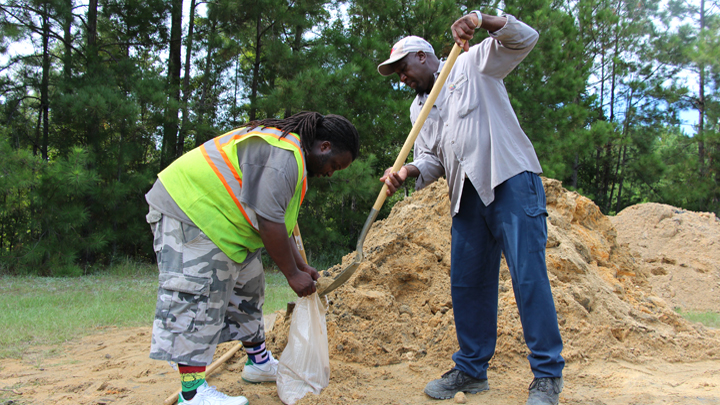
[318, 42, 463, 297]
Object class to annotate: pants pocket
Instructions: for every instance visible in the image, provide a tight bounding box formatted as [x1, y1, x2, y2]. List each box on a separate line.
[147, 207, 163, 254]
[521, 173, 548, 218]
[156, 273, 211, 333]
[519, 173, 548, 253]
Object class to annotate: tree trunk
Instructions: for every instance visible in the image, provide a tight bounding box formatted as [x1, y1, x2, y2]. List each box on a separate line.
[599, 33, 620, 211]
[698, 0, 706, 177]
[55, 0, 74, 140]
[571, 152, 579, 189]
[87, 0, 97, 50]
[609, 36, 617, 122]
[86, 0, 100, 153]
[249, 14, 262, 121]
[284, 24, 304, 119]
[233, 57, 240, 125]
[178, 0, 196, 157]
[40, 4, 50, 161]
[33, 102, 42, 156]
[112, 44, 132, 263]
[615, 145, 628, 214]
[196, 18, 217, 148]
[607, 142, 622, 212]
[82, 0, 100, 266]
[600, 48, 605, 117]
[611, 86, 634, 213]
[161, 0, 183, 168]
[62, 0, 73, 81]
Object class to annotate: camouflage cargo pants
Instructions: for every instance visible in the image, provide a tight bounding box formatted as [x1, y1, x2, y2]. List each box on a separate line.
[147, 207, 266, 366]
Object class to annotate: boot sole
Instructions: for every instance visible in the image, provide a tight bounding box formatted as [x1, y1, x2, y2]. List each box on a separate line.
[424, 385, 489, 399]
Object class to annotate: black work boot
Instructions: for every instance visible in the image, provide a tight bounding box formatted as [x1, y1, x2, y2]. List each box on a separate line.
[423, 369, 489, 399]
[526, 376, 563, 405]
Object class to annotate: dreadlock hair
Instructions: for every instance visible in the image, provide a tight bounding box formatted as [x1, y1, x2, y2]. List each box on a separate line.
[246, 111, 360, 160]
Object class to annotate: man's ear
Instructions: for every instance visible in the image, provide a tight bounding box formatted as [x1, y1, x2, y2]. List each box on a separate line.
[319, 140, 332, 153]
[417, 51, 426, 64]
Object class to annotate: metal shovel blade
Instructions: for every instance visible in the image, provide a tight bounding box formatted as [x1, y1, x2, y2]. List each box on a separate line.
[318, 208, 378, 297]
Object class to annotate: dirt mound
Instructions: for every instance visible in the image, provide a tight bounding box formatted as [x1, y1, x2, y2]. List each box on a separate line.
[268, 178, 720, 371]
[611, 203, 720, 312]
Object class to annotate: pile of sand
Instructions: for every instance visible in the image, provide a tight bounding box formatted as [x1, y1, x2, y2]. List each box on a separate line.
[611, 203, 720, 312]
[268, 178, 720, 371]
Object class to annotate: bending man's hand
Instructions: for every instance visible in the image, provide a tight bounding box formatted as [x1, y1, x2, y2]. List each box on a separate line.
[298, 262, 319, 281]
[286, 270, 316, 298]
[258, 216, 317, 297]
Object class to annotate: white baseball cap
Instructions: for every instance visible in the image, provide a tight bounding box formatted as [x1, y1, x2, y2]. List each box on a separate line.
[377, 36, 435, 76]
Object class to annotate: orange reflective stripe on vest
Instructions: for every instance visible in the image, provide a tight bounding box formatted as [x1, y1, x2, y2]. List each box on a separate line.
[199, 127, 307, 230]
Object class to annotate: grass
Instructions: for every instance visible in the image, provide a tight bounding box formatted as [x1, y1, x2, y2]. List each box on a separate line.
[0, 263, 297, 360]
[0, 273, 157, 359]
[675, 308, 720, 329]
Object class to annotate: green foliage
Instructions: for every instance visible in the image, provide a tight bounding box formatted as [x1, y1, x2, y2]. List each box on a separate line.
[0, 138, 106, 275]
[2, 0, 720, 273]
[0, 134, 42, 268]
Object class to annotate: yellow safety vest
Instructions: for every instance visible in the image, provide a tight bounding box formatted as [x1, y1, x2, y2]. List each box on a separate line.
[159, 126, 307, 263]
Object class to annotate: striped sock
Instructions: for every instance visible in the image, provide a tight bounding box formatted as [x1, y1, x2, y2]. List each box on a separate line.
[244, 341, 269, 364]
[179, 365, 206, 400]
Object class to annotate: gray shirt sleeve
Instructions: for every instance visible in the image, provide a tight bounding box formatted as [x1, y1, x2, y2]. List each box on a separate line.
[470, 14, 539, 79]
[237, 137, 300, 224]
[411, 123, 445, 190]
[145, 179, 195, 225]
[408, 89, 447, 190]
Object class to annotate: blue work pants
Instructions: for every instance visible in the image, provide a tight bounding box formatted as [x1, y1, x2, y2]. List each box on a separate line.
[450, 171, 564, 380]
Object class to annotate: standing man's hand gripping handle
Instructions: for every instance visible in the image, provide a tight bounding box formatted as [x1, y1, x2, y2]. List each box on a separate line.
[258, 216, 319, 297]
[451, 11, 508, 51]
[380, 164, 420, 196]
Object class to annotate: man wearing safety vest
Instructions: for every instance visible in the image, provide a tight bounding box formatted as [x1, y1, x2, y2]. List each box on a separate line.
[144, 111, 360, 405]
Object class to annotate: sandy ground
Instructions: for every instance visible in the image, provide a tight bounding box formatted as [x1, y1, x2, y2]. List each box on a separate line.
[2, 325, 719, 404]
[2, 178, 720, 405]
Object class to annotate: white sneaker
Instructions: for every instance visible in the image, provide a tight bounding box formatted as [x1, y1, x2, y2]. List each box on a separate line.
[179, 381, 248, 405]
[241, 350, 279, 383]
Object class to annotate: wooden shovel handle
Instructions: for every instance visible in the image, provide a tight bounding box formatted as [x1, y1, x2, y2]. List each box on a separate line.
[292, 223, 308, 264]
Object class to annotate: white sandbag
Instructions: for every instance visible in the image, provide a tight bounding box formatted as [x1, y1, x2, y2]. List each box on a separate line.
[276, 292, 330, 405]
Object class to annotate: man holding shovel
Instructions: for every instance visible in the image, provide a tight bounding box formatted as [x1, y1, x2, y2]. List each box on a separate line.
[377, 11, 565, 405]
[145, 112, 359, 405]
